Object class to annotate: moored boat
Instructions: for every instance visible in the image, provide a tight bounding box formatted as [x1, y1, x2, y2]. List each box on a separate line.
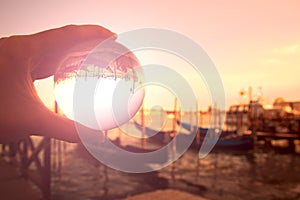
[177, 120, 237, 138]
[134, 121, 254, 153]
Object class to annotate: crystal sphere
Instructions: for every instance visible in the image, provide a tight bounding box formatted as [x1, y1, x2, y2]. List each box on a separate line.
[54, 41, 144, 130]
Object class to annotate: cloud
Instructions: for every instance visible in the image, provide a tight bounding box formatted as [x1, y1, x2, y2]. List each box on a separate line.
[272, 44, 300, 55]
[262, 43, 300, 66]
[263, 58, 283, 65]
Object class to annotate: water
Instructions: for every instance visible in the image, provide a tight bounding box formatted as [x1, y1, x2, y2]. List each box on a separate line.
[50, 112, 300, 200]
[51, 142, 300, 200]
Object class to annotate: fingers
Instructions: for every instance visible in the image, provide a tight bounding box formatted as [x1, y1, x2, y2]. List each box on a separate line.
[1, 25, 116, 81]
[0, 72, 79, 143]
[30, 25, 116, 80]
[0, 25, 116, 143]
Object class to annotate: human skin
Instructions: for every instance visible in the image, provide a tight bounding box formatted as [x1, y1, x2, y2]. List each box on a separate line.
[0, 25, 116, 143]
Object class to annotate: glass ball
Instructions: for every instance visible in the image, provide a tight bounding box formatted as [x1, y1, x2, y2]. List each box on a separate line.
[54, 41, 144, 130]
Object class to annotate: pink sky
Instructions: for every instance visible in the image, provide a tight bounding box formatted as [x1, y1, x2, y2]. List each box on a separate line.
[1, 0, 300, 109]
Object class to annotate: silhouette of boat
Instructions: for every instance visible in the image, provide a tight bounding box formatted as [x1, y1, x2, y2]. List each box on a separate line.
[134, 121, 253, 153]
[76, 138, 169, 166]
[133, 121, 172, 146]
[177, 120, 237, 138]
[210, 135, 254, 152]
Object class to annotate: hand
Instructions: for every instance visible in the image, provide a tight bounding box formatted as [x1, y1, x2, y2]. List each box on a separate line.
[0, 25, 116, 143]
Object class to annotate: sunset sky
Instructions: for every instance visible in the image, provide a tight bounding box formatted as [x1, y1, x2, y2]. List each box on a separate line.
[1, 0, 300, 110]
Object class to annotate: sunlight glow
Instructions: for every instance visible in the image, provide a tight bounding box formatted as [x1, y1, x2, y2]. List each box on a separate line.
[54, 76, 144, 130]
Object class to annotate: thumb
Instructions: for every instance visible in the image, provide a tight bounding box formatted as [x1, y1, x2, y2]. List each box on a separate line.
[29, 24, 116, 80]
[0, 25, 115, 143]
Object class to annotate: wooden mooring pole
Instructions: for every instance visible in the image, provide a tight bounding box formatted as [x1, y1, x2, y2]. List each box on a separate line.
[1, 136, 51, 199]
[140, 105, 146, 149]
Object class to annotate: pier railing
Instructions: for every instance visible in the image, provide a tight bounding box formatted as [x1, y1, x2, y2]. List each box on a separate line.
[1, 136, 51, 199]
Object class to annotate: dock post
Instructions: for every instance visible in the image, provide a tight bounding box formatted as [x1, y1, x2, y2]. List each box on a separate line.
[249, 101, 257, 153]
[189, 108, 194, 133]
[43, 137, 51, 200]
[140, 105, 146, 149]
[172, 98, 178, 153]
[288, 140, 296, 153]
[196, 101, 201, 145]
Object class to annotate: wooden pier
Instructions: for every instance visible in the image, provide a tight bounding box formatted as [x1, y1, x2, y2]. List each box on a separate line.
[255, 131, 300, 140]
[231, 101, 300, 152]
[0, 136, 51, 199]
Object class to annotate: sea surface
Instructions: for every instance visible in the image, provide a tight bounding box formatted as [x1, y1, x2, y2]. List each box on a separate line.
[49, 112, 300, 200]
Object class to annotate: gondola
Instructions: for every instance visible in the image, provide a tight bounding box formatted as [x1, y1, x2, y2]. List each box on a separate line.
[208, 135, 254, 153]
[134, 121, 254, 153]
[177, 120, 237, 138]
[133, 121, 172, 146]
